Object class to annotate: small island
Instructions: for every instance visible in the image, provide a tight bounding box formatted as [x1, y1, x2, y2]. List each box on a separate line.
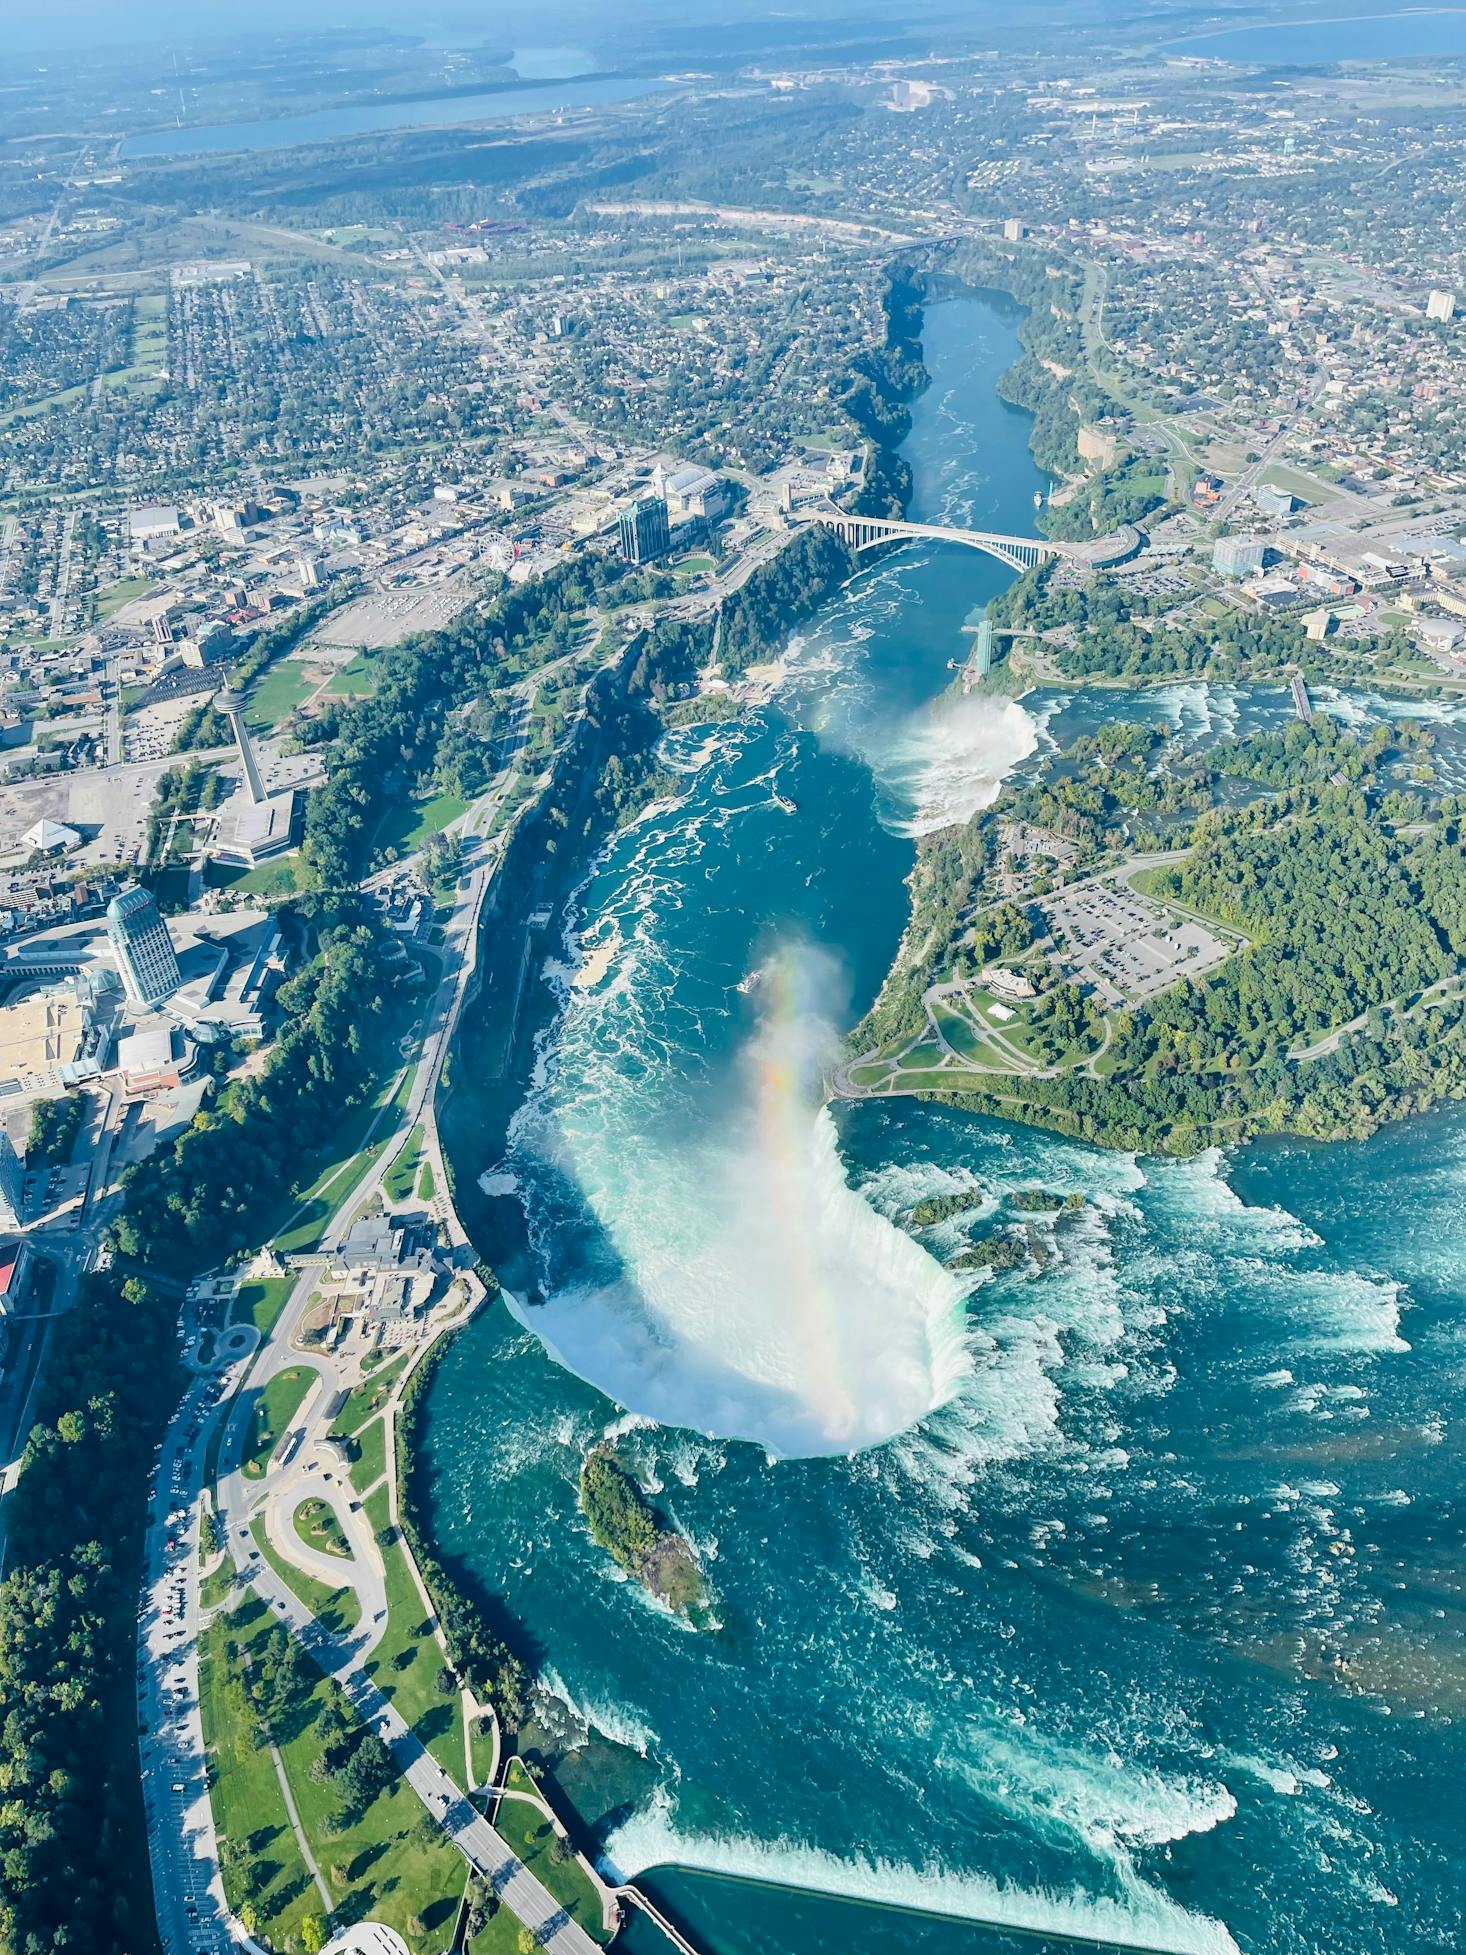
[907, 1187, 988, 1227]
[579, 1445, 709, 1620]
[948, 1235, 1029, 1273]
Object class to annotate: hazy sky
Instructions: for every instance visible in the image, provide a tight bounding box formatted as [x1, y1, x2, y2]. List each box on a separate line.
[5, 0, 894, 55]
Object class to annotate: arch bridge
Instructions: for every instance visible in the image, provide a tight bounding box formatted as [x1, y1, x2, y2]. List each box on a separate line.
[802, 507, 1139, 573]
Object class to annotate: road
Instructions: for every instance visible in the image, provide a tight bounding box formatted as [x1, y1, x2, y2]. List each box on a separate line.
[137, 1348, 250, 1955]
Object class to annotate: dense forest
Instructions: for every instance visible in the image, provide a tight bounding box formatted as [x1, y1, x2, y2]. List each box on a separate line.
[0, 1270, 179, 1955]
[718, 526, 856, 676]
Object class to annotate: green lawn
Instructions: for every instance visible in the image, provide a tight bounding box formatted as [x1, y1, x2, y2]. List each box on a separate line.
[332, 1355, 409, 1438]
[418, 1159, 436, 1201]
[211, 1595, 464, 1951]
[363, 1537, 464, 1781]
[250, 1515, 362, 1638]
[349, 1415, 388, 1494]
[929, 997, 1005, 1067]
[97, 575, 151, 617]
[204, 853, 303, 899]
[198, 1605, 319, 1947]
[898, 1037, 948, 1073]
[246, 657, 318, 731]
[493, 1759, 610, 1941]
[242, 1366, 316, 1479]
[384, 1124, 425, 1205]
[849, 1061, 895, 1088]
[200, 1555, 241, 1612]
[467, 1711, 497, 1791]
[372, 792, 469, 862]
[294, 1496, 351, 1559]
[326, 652, 379, 697]
[230, 1276, 297, 1335]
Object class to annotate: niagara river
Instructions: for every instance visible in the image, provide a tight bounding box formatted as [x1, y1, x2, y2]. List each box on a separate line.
[430, 290, 1465, 1955]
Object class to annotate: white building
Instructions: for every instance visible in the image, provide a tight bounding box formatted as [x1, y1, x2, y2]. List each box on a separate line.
[1426, 289, 1456, 322]
[323, 1923, 411, 1955]
[652, 463, 726, 523]
[21, 818, 82, 855]
[128, 505, 181, 545]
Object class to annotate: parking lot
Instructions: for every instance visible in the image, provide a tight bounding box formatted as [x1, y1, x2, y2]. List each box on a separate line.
[1043, 878, 1233, 1007]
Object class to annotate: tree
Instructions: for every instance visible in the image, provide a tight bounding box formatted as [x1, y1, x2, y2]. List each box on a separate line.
[517, 1930, 539, 1955]
[301, 1912, 328, 1954]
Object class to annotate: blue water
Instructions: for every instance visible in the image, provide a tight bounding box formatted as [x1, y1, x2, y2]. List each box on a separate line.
[429, 293, 1466, 1955]
[122, 73, 668, 159]
[1170, 8, 1466, 65]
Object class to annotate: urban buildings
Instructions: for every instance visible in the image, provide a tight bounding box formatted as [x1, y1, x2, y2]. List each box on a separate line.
[1426, 289, 1457, 322]
[106, 884, 181, 1008]
[1213, 535, 1266, 579]
[619, 495, 671, 565]
[0, 1131, 23, 1231]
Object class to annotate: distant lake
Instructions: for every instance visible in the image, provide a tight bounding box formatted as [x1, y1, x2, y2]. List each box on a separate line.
[123, 71, 667, 159]
[511, 48, 596, 80]
[1170, 7, 1466, 64]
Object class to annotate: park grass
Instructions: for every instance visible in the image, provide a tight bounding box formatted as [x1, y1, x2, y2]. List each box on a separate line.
[372, 791, 469, 862]
[467, 1711, 497, 1792]
[200, 1555, 241, 1612]
[493, 1758, 610, 1941]
[197, 1603, 319, 1946]
[220, 1595, 464, 1950]
[365, 1484, 391, 1540]
[294, 1496, 352, 1559]
[97, 575, 151, 617]
[929, 997, 1007, 1067]
[363, 1536, 464, 1781]
[349, 1415, 388, 1495]
[249, 1515, 362, 1638]
[325, 652, 379, 697]
[204, 853, 303, 899]
[333, 1355, 409, 1439]
[418, 1159, 436, 1201]
[230, 1276, 297, 1335]
[245, 657, 317, 731]
[242, 1366, 316, 1479]
[384, 1123, 425, 1205]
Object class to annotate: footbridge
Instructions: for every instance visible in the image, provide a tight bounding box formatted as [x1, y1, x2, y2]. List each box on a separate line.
[802, 506, 1139, 572]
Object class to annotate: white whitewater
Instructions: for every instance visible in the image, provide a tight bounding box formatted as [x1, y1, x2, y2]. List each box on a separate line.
[881, 689, 1039, 836]
[508, 945, 972, 1458]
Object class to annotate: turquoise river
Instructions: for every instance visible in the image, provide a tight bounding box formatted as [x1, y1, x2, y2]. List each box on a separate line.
[430, 291, 1465, 1955]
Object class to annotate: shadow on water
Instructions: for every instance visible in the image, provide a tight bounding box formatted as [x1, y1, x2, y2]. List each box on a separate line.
[621, 1866, 1168, 1955]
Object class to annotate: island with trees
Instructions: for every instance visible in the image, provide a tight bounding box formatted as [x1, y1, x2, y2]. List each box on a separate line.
[579, 1446, 708, 1620]
[845, 711, 1466, 1154]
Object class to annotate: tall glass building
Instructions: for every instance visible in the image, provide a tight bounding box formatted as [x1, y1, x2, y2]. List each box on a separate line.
[618, 494, 671, 565]
[106, 885, 181, 1008]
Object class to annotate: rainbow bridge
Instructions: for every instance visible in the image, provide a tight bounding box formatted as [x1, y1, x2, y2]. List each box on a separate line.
[801, 506, 1140, 573]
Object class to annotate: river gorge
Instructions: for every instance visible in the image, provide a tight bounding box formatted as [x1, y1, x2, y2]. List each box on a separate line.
[430, 289, 1464, 1955]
